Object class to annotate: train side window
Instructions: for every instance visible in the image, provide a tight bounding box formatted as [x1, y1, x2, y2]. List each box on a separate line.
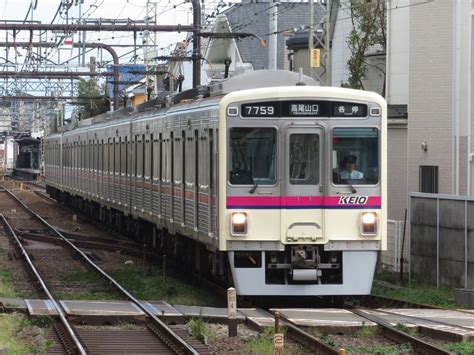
[194, 130, 199, 190]
[136, 136, 142, 178]
[185, 132, 194, 186]
[153, 137, 159, 180]
[131, 136, 138, 178]
[159, 134, 163, 181]
[115, 138, 120, 175]
[170, 132, 174, 184]
[99, 139, 103, 172]
[145, 137, 151, 179]
[200, 134, 208, 188]
[120, 137, 125, 175]
[173, 132, 181, 184]
[181, 131, 185, 187]
[109, 138, 113, 174]
[229, 127, 277, 185]
[94, 140, 97, 171]
[162, 135, 167, 182]
[209, 129, 214, 189]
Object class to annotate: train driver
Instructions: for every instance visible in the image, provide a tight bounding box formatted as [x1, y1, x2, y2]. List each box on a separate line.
[338, 154, 364, 180]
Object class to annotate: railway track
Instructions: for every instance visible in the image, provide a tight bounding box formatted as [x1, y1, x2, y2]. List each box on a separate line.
[345, 306, 452, 354]
[0, 186, 200, 354]
[1, 182, 467, 354]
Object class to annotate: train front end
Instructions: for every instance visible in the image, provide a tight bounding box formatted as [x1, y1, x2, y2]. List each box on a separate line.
[218, 86, 387, 296]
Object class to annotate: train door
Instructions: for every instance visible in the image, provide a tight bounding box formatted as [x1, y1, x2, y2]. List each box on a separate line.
[283, 127, 324, 244]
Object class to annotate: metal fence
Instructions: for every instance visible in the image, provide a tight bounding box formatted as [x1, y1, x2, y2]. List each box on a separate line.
[410, 192, 474, 289]
[382, 219, 410, 273]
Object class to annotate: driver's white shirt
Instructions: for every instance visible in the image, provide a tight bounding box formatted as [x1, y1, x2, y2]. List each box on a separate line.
[339, 169, 364, 180]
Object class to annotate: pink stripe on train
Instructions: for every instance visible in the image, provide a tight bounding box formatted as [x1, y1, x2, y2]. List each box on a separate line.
[226, 195, 381, 209]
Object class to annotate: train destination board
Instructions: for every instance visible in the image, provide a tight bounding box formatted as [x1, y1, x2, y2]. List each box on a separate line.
[240, 101, 368, 118]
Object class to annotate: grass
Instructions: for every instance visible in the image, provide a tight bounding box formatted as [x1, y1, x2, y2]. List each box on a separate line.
[58, 271, 119, 300]
[372, 274, 457, 308]
[354, 323, 379, 338]
[345, 343, 413, 354]
[245, 327, 280, 354]
[0, 313, 54, 354]
[0, 270, 34, 299]
[0, 270, 18, 298]
[187, 316, 213, 342]
[394, 323, 417, 336]
[59, 265, 223, 305]
[109, 265, 223, 306]
[443, 341, 474, 354]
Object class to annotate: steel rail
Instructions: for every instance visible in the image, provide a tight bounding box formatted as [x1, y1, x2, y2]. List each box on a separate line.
[0, 214, 87, 355]
[4, 187, 198, 355]
[273, 313, 340, 355]
[347, 307, 452, 354]
[358, 307, 474, 333]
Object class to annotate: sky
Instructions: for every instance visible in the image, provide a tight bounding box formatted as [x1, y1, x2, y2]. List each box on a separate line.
[0, 0, 200, 68]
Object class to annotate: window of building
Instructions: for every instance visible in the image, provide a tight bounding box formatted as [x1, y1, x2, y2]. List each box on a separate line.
[419, 165, 438, 193]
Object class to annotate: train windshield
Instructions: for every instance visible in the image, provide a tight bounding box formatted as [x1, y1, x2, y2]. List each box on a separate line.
[332, 127, 379, 185]
[229, 127, 277, 185]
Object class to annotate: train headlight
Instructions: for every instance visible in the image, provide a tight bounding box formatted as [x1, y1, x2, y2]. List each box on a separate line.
[360, 212, 378, 235]
[231, 212, 248, 235]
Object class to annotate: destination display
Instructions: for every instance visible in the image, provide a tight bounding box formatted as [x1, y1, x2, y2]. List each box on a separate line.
[240, 101, 368, 118]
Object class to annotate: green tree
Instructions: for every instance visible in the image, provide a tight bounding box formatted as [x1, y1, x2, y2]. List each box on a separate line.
[75, 78, 108, 120]
[344, 0, 386, 95]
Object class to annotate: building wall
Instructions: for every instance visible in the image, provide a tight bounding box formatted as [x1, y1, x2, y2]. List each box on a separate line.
[408, 0, 454, 195]
[387, 125, 408, 220]
[471, 10, 474, 195]
[331, 0, 352, 87]
[387, 0, 409, 105]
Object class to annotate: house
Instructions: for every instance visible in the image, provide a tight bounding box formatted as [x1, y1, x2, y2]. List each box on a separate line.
[203, 0, 325, 80]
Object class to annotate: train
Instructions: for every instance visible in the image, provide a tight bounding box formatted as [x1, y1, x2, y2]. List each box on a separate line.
[45, 70, 387, 296]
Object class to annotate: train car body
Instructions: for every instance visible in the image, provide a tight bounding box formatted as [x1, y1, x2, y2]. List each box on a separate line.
[45, 70, 387, 296]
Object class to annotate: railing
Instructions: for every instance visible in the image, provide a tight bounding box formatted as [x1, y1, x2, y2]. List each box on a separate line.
[381, 219, 410, 274]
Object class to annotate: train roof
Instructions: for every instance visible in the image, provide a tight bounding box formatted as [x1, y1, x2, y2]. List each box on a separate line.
[51, 70, 370, 138]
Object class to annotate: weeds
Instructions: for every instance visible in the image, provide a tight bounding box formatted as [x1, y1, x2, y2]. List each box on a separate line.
[187, 312, 213, 343]
[346, 343, 413, 354]
[109, 266, 222, 306]
[394, 323, 417, 336]
[245, 327, 277, 354]
[354, 323, 379, 338]
[0, 313, 54, 354]
[29, 316, 54, 328]
[0, 269, 32, 298]
[443, 340, 474, 355]
[372, 280, 456, 308]
[320, 334, 338, 348]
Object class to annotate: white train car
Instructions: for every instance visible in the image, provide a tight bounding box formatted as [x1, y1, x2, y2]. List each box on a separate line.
[45, 70, 386, 296]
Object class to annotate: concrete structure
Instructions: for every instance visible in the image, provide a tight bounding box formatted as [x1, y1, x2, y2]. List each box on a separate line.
[408, 1, 471, 198]
[410, 193, 474, 290]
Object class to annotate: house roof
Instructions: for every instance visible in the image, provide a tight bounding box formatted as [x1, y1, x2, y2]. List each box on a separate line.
[222, 1, 325, 70]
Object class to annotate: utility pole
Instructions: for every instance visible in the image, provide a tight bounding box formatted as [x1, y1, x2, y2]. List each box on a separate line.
[308, 0, 338, 86]
[268, 0, 278, 70]
[144, 1, 158, 101]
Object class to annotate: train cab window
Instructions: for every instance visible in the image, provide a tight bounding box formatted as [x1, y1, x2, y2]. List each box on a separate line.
[289, 134, 320, 185]
[229, 127, 277, 185]
[332, 127, 379, 185]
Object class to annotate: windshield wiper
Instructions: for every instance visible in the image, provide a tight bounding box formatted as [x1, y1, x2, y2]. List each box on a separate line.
[249, 180, 259, 194]
[341, 179, 357, 193]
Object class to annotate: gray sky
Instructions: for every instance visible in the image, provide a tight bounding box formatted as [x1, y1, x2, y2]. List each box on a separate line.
[0, 0, 196, 66]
